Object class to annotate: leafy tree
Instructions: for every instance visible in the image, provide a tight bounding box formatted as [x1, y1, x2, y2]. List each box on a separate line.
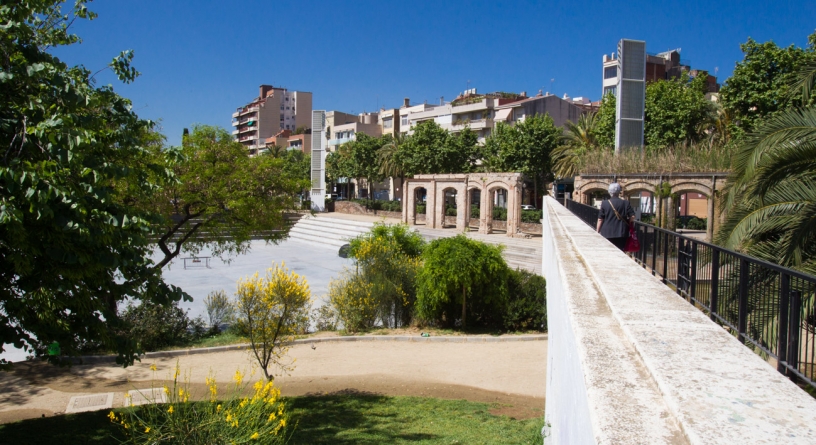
[644, 74, 715, 147]
[119, 301, 206, 352]
[141, 125, 309, 269]
[0, 1, 186, 365]
[594, 93, 617, 149]
[203, 290, 234, 328]
[234, 263, 311, 381]
[326, 144, 354, 198]
[349, 133, 387, 199]
[719, 32, 816, 133]
[398, 121, 478, 175]
[346, 223, 424, 327]
[378, 133, 406, 181]
[416, 235, 509, 328]
[482, 114, 561, 203]
[716, 61, 816, 274]
[552, 112, 604, 178]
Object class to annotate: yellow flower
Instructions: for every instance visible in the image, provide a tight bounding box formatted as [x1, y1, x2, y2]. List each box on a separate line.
[267, 412, 276, 422]
[216, 404, 222, 412]
[145, 427, 151, 433]
[280, 419, 286, 428]
[149, 364, 157, 371]
[163, 386, 170, 395]
[251, 432, 260, 440]
[107, 411, 115, 421]
[167, 405, 174, 414]
[233, 370, 244, 386]
[179, 388, 184, 397]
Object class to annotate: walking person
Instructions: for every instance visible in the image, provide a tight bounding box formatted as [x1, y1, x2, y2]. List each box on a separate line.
[596, 183, 635, 251]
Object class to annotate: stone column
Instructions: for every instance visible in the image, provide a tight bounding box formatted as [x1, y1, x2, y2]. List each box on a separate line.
[506, 185, 519, 237]
[435, 185, 447, 229]
[706, 195, 715, 242]
[404, 184, 413, 225]
[666, 195, 675, 232]
[480, 188, 493, 234]
[457, 184, 469, 232]
[427, 180, 437, 229]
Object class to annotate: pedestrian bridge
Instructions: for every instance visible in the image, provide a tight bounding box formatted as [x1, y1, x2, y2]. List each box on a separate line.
[541, 196, 816, 444]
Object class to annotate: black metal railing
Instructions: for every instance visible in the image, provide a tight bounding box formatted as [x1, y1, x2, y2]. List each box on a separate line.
[563, 199, 816, 390]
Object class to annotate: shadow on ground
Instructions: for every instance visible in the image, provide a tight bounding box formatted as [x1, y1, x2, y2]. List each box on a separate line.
[286, 390, 437, 444]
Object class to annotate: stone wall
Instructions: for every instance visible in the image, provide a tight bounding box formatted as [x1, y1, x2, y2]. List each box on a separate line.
[333, 201, 401, 219]
[542, 196, 816, 444]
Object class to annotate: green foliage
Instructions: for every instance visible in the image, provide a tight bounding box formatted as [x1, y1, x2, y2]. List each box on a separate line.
[203, 290, 234, 328]
[147, 125, 309, 268]
[344, 224, 424, 328]
[446, 206, 457, 216]
[416, 235, 509, 328]
[504, 270, 547, 331]
[398, 121, 479, 175]
[720, 32, 816, 133]
[594, 94, 617, 149]
[351, 198, 401, 212]
[0, 1, 187, 365]
[310, 304, 339, 331]
[492, 207, 508, 221]
[521, 210, 543, 223]
[234, 264, 311, 380]
[328, 270, 378, 332]
[112, 365, 288, 444]
[644, 74, 716, 147]
[119, 302, 207, 352]
[350, 133, 388, 184]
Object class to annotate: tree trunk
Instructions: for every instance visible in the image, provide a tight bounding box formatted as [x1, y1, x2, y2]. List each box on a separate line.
[461, 285, 467, 329]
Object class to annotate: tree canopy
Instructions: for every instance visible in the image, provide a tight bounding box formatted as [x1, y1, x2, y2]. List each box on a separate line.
[0, 1, 183, 365]
[397, 121, 479, 175]
[719, 32, 816, 133]
[644, 73, 715, 147]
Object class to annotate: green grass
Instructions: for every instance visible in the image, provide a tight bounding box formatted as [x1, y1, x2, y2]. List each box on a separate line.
[0, 395, 543, 445]
[183, 331, 247, 349]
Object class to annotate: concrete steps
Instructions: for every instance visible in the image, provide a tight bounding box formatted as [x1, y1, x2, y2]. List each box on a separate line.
[287, 215, 374, 249]
[288, 215, 542, 275]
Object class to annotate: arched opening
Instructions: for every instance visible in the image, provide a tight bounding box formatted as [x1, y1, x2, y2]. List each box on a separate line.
[675, 190, 711, 233]
[468, 187, 481, 230]
[413, 187, 427, 225]
[487, 186, 510, 234]
[582, 188, 609, 208]
[625, 188, 657, 224]
[442, 187, 458, 229]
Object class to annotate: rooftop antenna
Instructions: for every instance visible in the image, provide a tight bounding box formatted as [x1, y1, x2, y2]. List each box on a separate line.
[550, 78, 555, 95]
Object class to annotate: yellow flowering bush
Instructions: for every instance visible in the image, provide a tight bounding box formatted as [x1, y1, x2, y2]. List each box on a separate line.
[330, 223, 424, 331]
[110, 362, 289, 444]
[234, 262, 311, 381]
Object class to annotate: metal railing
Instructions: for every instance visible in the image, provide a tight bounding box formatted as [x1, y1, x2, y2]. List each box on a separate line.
[563, 199, 816, 390]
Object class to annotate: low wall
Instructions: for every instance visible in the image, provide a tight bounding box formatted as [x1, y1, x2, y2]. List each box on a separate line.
[411, 214, 542, 234]
[333, 201, 401, 219]
[541, 196, 816, 444]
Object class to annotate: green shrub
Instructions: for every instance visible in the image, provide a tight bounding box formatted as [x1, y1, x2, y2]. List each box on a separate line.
[687, 217, 707, 230]
[120, 301, 206, 352]
[445, 205, 457, 216]
[471, 206, 480, 219]
[416, 235, 509, 328]
[521, 210, 543, 224]
[416, 204, 426, 214]
[311, 303, 339, 331]
[203, 290, 233, 329]
[328, 270, 378, 332]
[492, 206, 507, 221]
[503, 270, 547, 331]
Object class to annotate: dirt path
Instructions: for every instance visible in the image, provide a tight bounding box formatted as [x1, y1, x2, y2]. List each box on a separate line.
[0, 339, 547, 423]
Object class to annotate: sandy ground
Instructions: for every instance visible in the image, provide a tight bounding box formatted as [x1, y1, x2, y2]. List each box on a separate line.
[0, 339, 547, 423]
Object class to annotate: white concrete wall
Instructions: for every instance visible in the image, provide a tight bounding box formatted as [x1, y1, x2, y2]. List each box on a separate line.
[541, 196, 816, 444]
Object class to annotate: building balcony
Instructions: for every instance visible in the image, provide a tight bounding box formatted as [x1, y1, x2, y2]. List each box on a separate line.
[236, 105, 260, 116]
[450, 99, 490, 113]
[237, 126, 257, 135]
[232, 115, 258, 127]
[232, 111, 240, 118]
[328, 136, 355, 146]
[446, 118, 493, 131]
[231, 129, 240, 135]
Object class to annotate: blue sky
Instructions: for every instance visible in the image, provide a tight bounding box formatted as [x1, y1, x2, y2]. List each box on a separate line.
[52, 0, 816, 146]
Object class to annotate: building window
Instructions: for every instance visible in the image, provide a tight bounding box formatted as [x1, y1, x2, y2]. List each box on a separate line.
[604, 66, 617, 79]
[603, 86, 617, 97]
[401, 117, 408, 126]
[383, 118, 393, 129]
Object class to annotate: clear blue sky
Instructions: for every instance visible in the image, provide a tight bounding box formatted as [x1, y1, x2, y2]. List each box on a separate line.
[52, 0, 816, 146]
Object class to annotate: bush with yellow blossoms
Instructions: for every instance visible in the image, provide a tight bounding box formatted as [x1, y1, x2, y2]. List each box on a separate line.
[234, 262, 311, 381]
[110, 363, 289, 444]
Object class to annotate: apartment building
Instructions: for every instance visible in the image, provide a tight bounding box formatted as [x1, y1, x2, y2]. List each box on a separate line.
[493, 93, 586, 128]
[379, 108, 400, 137]
[263, 129, 312, 154]
[602, 48, 719, 97]
[231, 84, 313, 154]
[328, 112, 381, 150]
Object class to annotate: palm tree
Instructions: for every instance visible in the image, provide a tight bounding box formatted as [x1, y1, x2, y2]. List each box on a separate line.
[552, 112, 600, 178]
[716, 63, 816, 273]
[378, 133, 407, 199]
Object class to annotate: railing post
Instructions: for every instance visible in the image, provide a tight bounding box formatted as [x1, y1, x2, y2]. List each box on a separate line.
[709, 250, 719, 322]
[689, 242, 698, 304]
[662, 231, 669, 284]
[651, 226, 658, 276]
[777, 273, 790, 374]
[786, 290, 802, 379]
[737, 258, 749, 344]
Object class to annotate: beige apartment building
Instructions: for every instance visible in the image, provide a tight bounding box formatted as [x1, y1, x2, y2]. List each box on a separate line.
[231, 84, 312, 155]
[379, 108, 400, 137]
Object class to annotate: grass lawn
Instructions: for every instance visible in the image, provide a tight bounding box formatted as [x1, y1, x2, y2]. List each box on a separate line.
[0, 395, 543, 445]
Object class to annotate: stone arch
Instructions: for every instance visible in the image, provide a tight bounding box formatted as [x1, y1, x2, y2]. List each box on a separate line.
[668, 181, 713, 198]
[576, 180, 612, 204]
